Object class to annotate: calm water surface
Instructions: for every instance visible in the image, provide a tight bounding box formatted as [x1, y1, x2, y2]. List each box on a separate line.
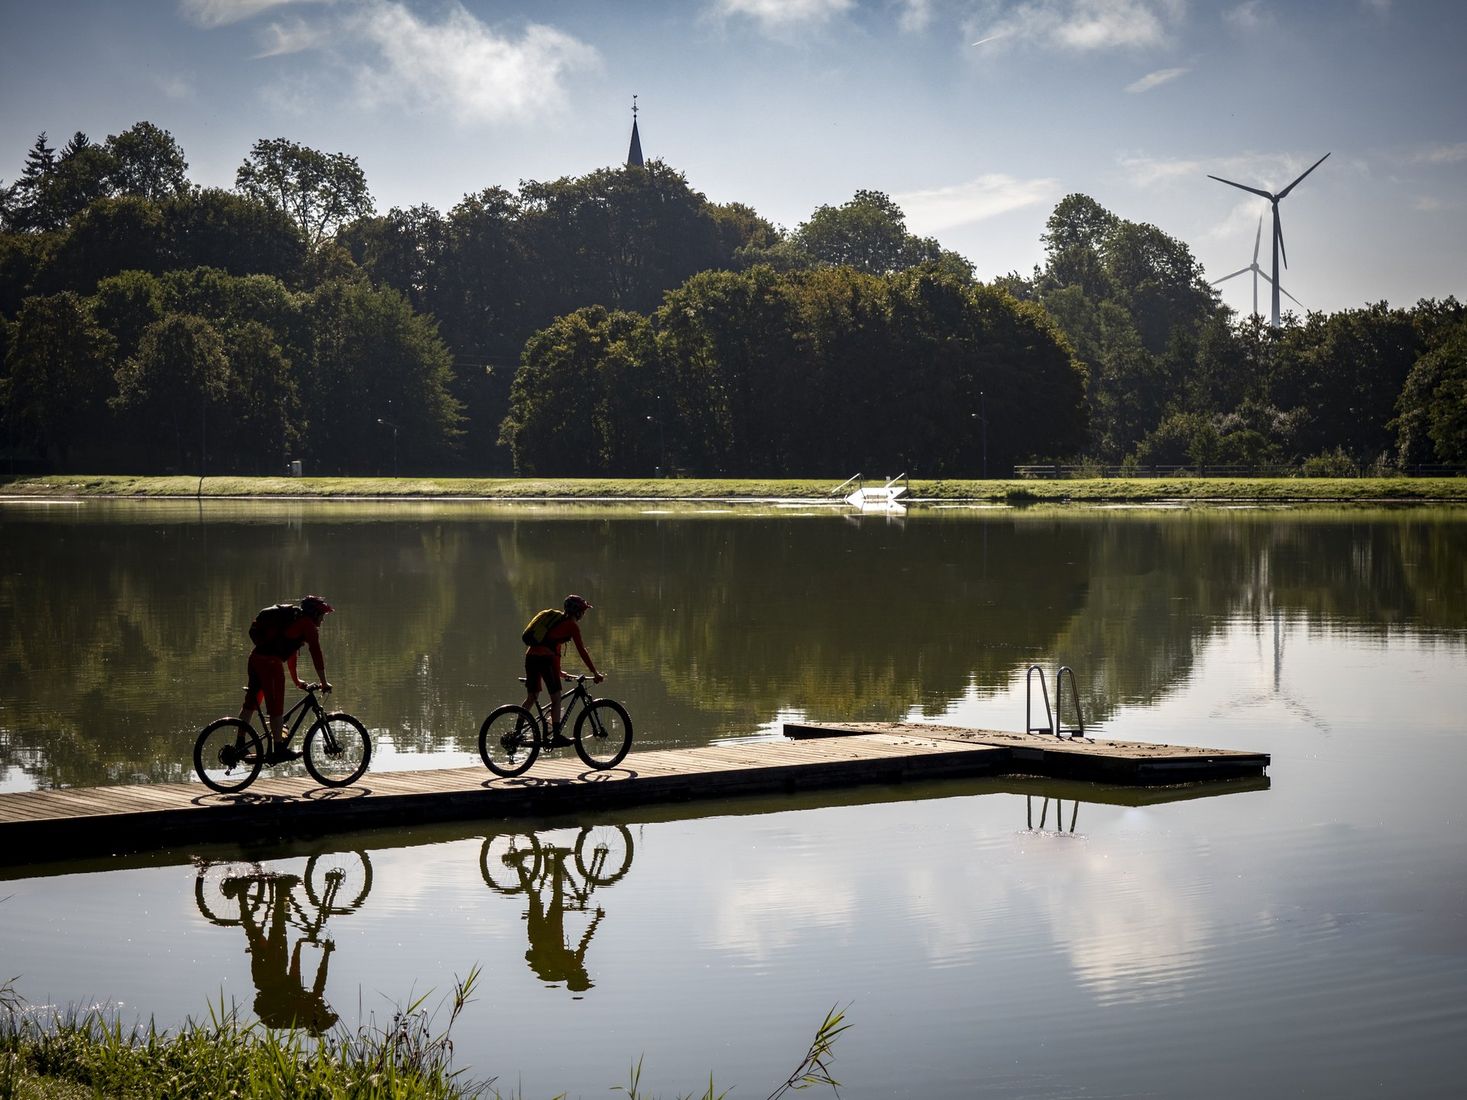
[2, 500, 1465, 1097]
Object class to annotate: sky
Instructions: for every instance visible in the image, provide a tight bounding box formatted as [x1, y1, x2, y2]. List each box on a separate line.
[2, 0, 1464, 318]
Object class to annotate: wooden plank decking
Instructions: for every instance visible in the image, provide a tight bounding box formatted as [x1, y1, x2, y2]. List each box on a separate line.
[0, 724, 1268, 865]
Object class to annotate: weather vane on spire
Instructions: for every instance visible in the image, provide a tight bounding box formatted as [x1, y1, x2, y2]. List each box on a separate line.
[627, 94, 643, 168]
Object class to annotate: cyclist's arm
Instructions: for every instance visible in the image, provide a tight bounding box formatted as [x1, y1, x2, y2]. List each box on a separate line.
[568, 622, 602, 682]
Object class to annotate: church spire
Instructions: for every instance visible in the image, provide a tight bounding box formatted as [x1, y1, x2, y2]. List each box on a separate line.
[626, 95, 643, 168]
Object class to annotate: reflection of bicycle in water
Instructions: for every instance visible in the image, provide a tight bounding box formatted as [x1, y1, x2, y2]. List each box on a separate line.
[480, 825, 633, 993]
[194, 851, 372, 1033]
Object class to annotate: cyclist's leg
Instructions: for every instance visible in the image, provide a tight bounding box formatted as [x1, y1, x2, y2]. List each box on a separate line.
[255, 655, 288, 750]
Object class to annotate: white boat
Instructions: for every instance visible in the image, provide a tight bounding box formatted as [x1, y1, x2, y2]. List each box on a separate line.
[838, 474, 908, 509]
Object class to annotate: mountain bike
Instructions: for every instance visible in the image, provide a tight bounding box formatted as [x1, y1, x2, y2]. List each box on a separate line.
[194, 684, 371, 793]
[478, 674, 633, 778]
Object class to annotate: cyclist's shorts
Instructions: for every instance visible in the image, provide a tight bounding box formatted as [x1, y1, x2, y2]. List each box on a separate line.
[524, 653, 558, 695]
[243, 651, 286, 717]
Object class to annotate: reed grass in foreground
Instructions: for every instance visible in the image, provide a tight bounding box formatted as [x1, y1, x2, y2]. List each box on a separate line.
[0, 973, 848, 1100]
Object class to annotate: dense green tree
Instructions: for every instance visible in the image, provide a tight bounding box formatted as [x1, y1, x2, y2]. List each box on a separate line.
[35, 195, 169, 294]
[165, 188, 306, 280]
[113, 312, 230, 471]
[235, 138, 373, 248]
[90, 270, 166, 364]
[299, 280, 461, 472]
[338, 203, 447, 315]
[216, 320, 301, 472]
[654, 265, 809, 473]
[501, 306, 658, 474]
[779, 189, 971, 279]
[1394, 317, 1467, 465]
[9, 133, 60, 232]
[1269, 303, 1420, 463]
[104, 122, 189, 202]
[2, 292, 116, 466]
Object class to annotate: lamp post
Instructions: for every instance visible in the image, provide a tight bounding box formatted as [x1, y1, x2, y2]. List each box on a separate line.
[377, 418, 399, 477]
[972, 390, 988, 479]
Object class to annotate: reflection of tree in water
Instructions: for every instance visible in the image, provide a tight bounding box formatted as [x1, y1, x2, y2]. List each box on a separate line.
[193, 851, 372, 1034]
[6, 505, 1467, 786]
[479, 825, 634, 994]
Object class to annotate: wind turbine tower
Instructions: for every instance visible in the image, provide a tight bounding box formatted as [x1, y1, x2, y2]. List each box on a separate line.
[1209, 152, 1329, 327]
[1213, 216, 1305, 321]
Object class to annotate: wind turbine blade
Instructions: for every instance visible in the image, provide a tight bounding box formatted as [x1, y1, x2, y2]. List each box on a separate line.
[1208, 174, 1275, 201]
[1279, 284, 1306, 309]
[1275, 212, 1288, 270]
[1277, 152, 1330, 200]
[1214, 267, 1251, 284]
[1252, 216, 1263, 263]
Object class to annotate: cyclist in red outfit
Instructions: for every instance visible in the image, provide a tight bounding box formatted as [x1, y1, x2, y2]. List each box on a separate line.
[523, 594, 602, 746]
[240, 595, 334, 762]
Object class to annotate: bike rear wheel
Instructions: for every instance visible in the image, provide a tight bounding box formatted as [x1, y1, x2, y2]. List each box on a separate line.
[574, 699, 633, 770]
[480, 704, 541, 777]
[480, 833, 543, 893]
[303, 712, 371, 787]
[194, 718, 264, 793]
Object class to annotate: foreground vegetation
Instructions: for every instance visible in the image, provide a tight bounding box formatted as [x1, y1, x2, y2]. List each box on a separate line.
[0, 975, 847, 1100]
[1, 474, 1465, 503]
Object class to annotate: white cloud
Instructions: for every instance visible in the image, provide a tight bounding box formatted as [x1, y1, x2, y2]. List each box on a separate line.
[714, 0, 855, 31]
[1118, 152, 1204, 187]
[349, 2, 599, 123]
[973, 0, 1185, 52]
[1125, 65, 1187, 93]
[1224, 1, 1271, 31]
[895, 173, 1061, 234]
[1417, 143, 1467, 165]
[179, 0, 324, 29]
[153, 73, 195, 100]
[254, 16, 328, 57]
[898, 0, 935, 33]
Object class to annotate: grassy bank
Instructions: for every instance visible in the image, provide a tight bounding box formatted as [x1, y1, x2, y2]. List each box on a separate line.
[0, 974, 847, 1100]
[2, 473, 1466, 503]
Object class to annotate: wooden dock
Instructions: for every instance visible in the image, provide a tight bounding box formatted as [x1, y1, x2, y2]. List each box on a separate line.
[0, 724, 1268, 865]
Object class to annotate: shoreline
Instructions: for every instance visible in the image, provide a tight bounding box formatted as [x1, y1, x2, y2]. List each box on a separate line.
[2, 474, 1466, 504]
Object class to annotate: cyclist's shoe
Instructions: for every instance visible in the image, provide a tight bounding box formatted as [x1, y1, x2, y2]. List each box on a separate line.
[547, 729, 575, 749]
[268, 743, 303, 764]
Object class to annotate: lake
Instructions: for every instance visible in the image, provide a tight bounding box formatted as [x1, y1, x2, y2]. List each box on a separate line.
[2, 500, 1465, 1097]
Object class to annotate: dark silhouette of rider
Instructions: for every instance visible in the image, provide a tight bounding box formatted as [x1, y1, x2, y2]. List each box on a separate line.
[221, 872, 338, 1033]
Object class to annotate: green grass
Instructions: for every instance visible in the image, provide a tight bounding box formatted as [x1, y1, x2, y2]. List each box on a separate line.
[1, 975, 848, 1100]
[2, 473, 1465, 503]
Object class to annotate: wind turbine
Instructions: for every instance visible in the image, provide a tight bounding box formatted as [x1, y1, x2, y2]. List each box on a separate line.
[1212, 216, 1305, 321]
[1208, 152, 1329, 327]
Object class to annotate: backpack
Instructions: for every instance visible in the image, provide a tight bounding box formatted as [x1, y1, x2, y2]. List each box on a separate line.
[522, 608, 566, 647]
[249, 602, 303, 653]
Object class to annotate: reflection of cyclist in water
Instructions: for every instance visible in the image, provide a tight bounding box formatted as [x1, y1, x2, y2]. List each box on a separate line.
[221, 872, 338, 1033]
[523, 845, 602, 993]
[481, 827, 632, 994]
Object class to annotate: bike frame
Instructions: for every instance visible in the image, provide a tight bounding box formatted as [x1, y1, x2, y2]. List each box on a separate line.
[249, 686, 325, 743]
[526, 675, 595, 739]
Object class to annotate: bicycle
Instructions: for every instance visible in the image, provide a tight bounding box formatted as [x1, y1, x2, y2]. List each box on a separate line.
[194, 684, 372, 793]
[478, 674, 633, 777]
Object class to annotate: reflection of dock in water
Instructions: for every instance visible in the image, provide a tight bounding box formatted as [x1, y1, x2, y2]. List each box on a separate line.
[0, 725, 1267, 864]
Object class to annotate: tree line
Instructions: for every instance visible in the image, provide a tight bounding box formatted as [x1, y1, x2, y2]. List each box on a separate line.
[2, 123, 1462, 476]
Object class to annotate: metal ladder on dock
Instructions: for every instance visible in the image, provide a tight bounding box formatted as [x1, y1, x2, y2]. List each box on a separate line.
[1026, 664, 1086, 739]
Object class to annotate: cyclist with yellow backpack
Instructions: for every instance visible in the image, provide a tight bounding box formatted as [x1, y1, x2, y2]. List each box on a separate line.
[522, 594, 602, 746]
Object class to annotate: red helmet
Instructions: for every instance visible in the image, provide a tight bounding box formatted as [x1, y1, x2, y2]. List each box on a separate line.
[564, 594, 592, 614]
[301, 594, 334, 617]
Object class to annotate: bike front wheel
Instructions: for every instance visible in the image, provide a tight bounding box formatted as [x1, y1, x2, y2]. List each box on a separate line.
[305, 851, 373, 912]
[303, 712, 372, 787]
[479, 704, 541, 777]
[194, 717, 264, 793]
[575, 824, 634, 885]
[574, 699, 633, 770]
